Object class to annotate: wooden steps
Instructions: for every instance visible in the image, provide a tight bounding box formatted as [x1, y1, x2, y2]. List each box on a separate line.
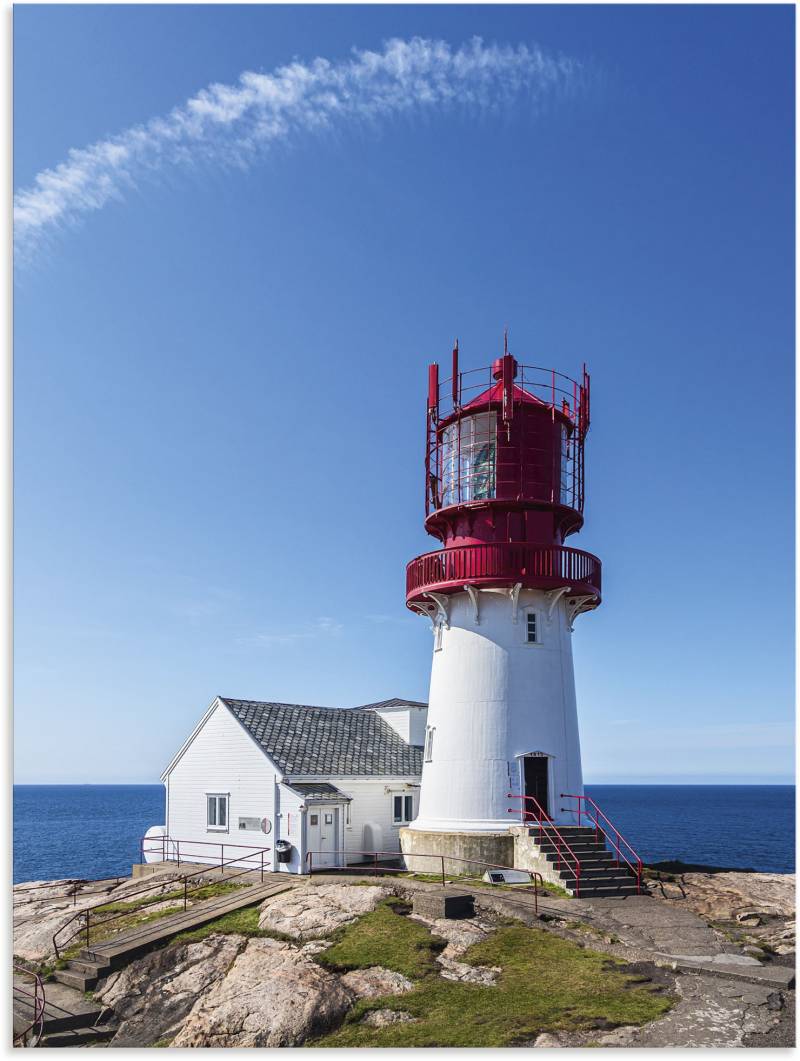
[52, 878, 294, 991]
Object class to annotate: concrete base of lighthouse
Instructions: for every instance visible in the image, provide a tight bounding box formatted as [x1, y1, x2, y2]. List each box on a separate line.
[399, 827, 513, 877]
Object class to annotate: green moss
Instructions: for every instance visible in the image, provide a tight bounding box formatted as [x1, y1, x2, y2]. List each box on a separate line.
[170, 904, 294, 945]
[316, 899, 445, 979]
[311, 908, 674, 1048]
[93, 881, 244, 916]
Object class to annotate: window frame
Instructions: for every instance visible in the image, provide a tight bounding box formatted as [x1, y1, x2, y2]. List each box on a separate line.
[524, 609, 540, 646]
[392, 793, 414, 825]
[424, 725, 435, 763]
[206, 792, 230, 832]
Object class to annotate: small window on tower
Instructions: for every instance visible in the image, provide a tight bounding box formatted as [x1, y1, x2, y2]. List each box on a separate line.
[434, 622, 443, 652]
[424, 726, 435, 762]
[526, 612, 538, 644]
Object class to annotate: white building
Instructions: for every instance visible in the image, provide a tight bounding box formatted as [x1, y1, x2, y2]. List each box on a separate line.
[145, 696, 426, 874]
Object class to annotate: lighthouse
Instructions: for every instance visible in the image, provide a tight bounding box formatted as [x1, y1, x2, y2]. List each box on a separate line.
[401, 340, 601, 863]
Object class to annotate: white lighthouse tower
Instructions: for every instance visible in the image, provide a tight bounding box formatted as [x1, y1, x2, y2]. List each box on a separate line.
[402, 342, 601, 858]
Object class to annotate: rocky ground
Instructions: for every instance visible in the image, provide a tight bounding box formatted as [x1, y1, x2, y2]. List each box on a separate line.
[13, 870, 796, 1048]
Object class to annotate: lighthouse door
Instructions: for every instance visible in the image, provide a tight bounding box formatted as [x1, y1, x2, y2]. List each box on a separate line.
[523, 755, 550, 818]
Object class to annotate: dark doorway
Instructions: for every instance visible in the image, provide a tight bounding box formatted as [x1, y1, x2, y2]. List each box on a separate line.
[523, 755, 550, 817]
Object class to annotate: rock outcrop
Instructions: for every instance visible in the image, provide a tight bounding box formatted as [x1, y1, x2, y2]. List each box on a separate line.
[652, 872, 796, 955]
[258, 882, 392, 940]
[13, 874, 185, 962]
[172, 937, 353, 1047]
[94, 934, 246, 1047]
[341, 967, 414, 999]
[413, 913, 500, 984]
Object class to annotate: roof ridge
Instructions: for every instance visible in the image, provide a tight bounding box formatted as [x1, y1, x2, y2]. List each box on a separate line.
[220, 697, 351, 713]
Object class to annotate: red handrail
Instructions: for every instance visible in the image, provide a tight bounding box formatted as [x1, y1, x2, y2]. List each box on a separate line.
[140, 834, 272, 870]
[54, 841, 270, 958]
[561, 793, 643, 894]
[13, 965, 46, 1047]
[507, 793, 583, 897]
[305, 848, 542, 914]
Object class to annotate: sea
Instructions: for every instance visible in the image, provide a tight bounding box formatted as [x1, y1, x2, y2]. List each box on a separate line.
[12, 783, 796, 884]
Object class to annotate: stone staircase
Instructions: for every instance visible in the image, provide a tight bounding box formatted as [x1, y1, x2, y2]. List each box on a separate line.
[529, 825, 640, 898]
[13, 974, 116, 1047]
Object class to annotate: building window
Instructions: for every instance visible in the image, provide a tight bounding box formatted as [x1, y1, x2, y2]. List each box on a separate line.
[207, 793, 229, 830]
[424, 726, 435, 762]
[526, 611, 538, 644]
[393, 794, 414, 824]
[434, 622, 443, 652]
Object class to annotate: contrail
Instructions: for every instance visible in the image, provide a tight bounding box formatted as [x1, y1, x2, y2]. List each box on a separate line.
[14, 36, 583, 259]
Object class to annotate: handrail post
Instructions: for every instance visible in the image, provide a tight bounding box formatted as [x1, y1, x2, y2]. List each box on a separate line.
[85, 911, 90, 947]
[261, 849, 264, 883]
[221, 844, 224, 875]
[183, 877, 188, 911]
[177, 839, 181, 867]
[441, 855, 445, 887]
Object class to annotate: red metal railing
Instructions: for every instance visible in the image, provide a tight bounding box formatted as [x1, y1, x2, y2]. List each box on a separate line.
[305, 849, 542, 914]
[407, 542, 601, 603]
[14, 876, 129, 909]
[561, 793, 643, 894]
[13, 965, 46, 1047]
[53, 840, 271, 958]
[508, 794, 583, 897]
[140, 834, 273, 872]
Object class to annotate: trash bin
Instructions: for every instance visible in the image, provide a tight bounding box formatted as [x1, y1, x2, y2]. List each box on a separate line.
[275, 840, 293, 864]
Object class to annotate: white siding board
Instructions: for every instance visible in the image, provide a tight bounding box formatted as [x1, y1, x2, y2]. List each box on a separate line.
[166, 703, 278, 870]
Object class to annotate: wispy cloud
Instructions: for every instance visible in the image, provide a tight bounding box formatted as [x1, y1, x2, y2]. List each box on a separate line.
[14, 36, 584, 260]
[244, 616, 344, 648]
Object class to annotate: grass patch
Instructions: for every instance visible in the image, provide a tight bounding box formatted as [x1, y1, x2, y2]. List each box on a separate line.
[170, 904, 294, 945]
[311, 908, 673, 1048]
[316, 899, 444, 980]
[93, 880, 244, 916]
[402, 870, 570, 899]
[51, 903, 190, 967]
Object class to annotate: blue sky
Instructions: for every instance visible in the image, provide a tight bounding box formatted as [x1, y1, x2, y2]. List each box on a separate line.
[14, 5, 794, 784]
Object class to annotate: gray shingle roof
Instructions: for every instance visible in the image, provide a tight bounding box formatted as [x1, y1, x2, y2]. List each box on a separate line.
[287, 782, 352, 802]
[352, 698, 428, 711]
[221, 699, 423, 777]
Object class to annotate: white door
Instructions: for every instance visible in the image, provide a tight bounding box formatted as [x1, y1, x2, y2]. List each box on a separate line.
[306, 807, 340, 869]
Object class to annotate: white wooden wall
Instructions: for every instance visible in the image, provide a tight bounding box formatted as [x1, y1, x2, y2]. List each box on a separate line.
[334, 778, 419, 858]
[166, 703, 278, 871]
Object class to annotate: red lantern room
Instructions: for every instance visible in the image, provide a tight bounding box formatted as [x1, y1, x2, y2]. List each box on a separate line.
[406, 339, 602, 614]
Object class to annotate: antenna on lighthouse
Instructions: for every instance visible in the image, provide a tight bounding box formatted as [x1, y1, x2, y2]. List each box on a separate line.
[503, 327, 509, 357]
[452, 340, 459, 407]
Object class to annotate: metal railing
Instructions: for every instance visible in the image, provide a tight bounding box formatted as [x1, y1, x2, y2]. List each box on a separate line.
[13, 965, 46, 1047]
[406, 542, 601, 602]
[508, 793, 583, 897]
[140, 834, 273, 872]
[53, 840, 271, 958]
[561, 793, 643, 894]
[305, 848, 543, 913]
[14, 876, 129, 909]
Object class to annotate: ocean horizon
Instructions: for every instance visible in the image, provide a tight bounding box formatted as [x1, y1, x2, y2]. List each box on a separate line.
[13, 783, 795, 884]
